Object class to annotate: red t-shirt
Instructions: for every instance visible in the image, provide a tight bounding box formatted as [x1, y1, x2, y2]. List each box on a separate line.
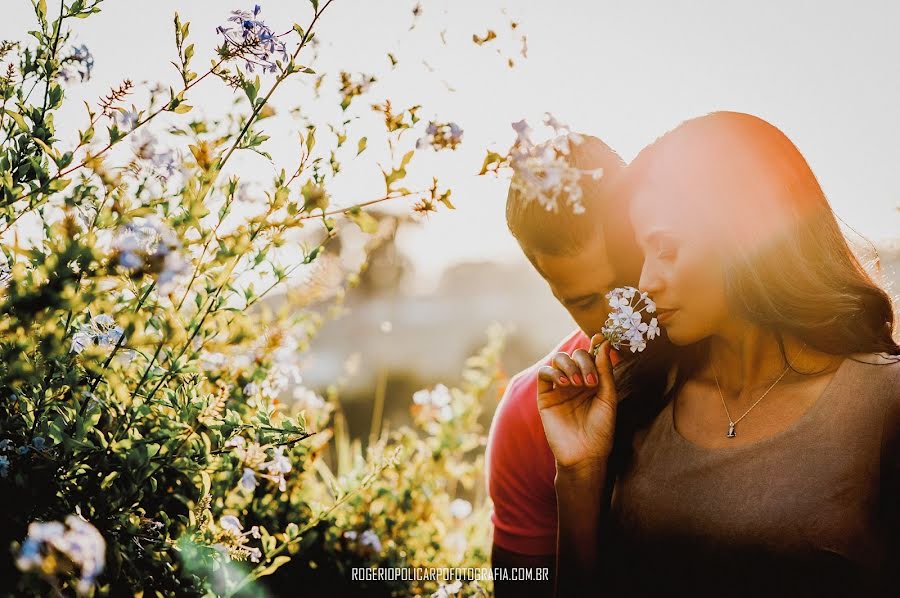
[486, 329, 620, 555]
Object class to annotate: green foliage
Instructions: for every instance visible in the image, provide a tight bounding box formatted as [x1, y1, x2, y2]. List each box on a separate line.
[0, 2, 501, 596]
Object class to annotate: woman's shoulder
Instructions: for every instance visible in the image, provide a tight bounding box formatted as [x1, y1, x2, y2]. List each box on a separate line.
[845, 351, 900, 373]
[843, 351, 900, 406]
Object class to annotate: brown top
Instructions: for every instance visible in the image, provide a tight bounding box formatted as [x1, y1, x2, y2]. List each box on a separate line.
[600, 353, 900, 597]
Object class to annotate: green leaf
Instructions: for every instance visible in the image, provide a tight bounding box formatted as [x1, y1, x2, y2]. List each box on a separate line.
[173, 103, 193, 114]
[32, 137, 59, 160]
[4, 110, 28, 132]
[255, 556, 291, 579]
[101, 471, 119, 489]
[243, 76, 260, 104]
[347, 206, 378, 234]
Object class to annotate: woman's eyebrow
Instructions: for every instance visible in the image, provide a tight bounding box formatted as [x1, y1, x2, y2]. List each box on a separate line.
[642, 229, 675, 245]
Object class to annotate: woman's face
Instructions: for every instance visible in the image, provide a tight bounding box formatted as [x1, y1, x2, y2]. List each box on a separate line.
[629, 176, 733, 346]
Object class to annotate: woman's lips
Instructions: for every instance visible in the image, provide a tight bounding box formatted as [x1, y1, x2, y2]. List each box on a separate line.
[656, 308, 678, 324]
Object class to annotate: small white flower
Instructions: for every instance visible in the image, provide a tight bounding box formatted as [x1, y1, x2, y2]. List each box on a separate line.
[264, 447, 292, 475]
[16, 515, 105, 596]
[449, 498, 472, 519]
[432, 580, 463, 598]
[220, 515, 243, 534]
[646, 318, 661, 340]
[240, 468, 258, 491]
[226, 436, 245, 449]
[598, 286, 662, 354]
[359, 529, 382, 552]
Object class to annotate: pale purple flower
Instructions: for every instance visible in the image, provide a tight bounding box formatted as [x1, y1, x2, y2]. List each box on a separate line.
[507, 115, 604, 215]
[359, 529, 382, 552]
[217, 5, 288, 74]
[70, 313, 126, 354]
[599, 286, 662, 354]
[59, 44, 94, 83]
[240, 467, 259, 491]
[16, 515, 105, 596]
[220, 515, 243, 534]
[449, 498, 472, 519]
[432, 580, 463, 598]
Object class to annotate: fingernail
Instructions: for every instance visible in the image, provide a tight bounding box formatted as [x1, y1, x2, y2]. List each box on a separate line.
[572, 374, 583, 386]
[586, 373, 597, 386]
[558, 376, 569, 385]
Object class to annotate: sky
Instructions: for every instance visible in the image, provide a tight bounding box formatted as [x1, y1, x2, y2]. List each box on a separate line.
[4, 0, 899, 293]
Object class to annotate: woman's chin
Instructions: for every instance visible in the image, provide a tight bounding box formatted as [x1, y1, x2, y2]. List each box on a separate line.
[663, 325, 698, 346]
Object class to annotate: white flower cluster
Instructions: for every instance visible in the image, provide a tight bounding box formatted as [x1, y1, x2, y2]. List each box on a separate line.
[343, 528, 383, 553]
[416, 121, 463, 151]
[112, 216, 190, 292]
[216, 5, 289, 74]
[215, 515, 262, 563]
[16, 514, 106, 596]
[227, 436, 292, 493]
[132, 130, 181, 179]
[0, 259, 11, 294]
[599, 286, 661, 354]
[508, 113, 603, 215]
[70, 313, 135, 364]
[242, 361, 302, 401]
[432, 580, 463, 598]
[412, 383, 454, 422]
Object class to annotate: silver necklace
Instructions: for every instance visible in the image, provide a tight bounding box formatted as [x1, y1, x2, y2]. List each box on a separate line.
[711, 345, 806, 438]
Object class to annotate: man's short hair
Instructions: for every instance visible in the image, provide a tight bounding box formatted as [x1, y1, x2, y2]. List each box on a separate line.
[505, 134, 628, 261]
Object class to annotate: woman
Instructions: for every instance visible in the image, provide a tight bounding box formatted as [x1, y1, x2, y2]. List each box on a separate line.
[538, 111, 899, 597]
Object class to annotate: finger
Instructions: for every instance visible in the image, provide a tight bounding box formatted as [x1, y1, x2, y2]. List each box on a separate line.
[589, 334, 605, 357]
[550, 352, 583, 386]
[571, 348, 599, 388]
[594, 340, 615, 394]
[537, 365, 568, 394]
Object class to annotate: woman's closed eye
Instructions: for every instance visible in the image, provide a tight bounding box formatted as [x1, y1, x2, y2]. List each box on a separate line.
[655, 240, 678, 260]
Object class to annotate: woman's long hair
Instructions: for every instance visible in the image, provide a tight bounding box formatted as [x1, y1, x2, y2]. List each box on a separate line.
[606, 111, 899, 481]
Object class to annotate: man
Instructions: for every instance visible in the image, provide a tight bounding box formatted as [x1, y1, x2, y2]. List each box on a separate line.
[486, 133, 642, 597]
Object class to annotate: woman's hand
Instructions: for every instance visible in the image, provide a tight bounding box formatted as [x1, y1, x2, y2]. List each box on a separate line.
[537, 336, 619, 471]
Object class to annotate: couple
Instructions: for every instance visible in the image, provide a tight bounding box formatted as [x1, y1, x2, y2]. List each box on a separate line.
[485, 111, 899, 597]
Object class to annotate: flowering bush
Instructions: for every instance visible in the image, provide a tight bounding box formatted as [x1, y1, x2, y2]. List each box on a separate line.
[0, 1, 516, 595]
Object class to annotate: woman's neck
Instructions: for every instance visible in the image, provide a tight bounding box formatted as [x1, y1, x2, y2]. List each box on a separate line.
[705, 320, 811, 394]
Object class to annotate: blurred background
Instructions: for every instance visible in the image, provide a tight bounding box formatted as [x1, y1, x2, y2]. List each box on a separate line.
[5, 0, 899, 438]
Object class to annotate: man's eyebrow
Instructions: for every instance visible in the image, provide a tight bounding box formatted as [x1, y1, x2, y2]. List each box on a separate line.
[562, 292, 600, 305]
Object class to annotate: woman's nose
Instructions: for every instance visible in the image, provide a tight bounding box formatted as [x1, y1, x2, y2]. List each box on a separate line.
[638, 261, 663, 295]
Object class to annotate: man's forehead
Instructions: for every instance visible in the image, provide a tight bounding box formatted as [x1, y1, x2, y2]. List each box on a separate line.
[533, 238, 616, 292]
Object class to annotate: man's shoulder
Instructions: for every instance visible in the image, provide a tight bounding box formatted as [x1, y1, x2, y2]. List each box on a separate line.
[498, 328, 591, 413]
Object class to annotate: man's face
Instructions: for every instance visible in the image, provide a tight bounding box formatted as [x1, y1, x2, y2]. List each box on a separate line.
[531, 234, 622, 336]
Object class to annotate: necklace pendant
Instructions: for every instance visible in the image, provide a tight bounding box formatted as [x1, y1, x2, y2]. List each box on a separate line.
[727, 422, 736, 438]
